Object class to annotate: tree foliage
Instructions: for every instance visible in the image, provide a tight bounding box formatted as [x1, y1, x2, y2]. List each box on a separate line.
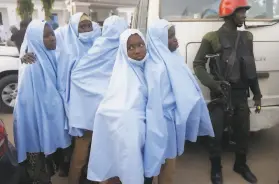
[16, 0, 34, 20]
[41, 0, 55, 20]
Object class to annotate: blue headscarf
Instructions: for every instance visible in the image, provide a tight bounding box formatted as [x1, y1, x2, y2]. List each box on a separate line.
[54, 25, 67, 50]
[55, 14, 101, 120]
[13, 20, 71, 163]
[18, 33, 28, 88]
[18, 25, 67, 89]
[64, 12, 101, 61]
[87, 29, 147, 184]
[144, 19, 214, 177]
[68, 16, 128, 136]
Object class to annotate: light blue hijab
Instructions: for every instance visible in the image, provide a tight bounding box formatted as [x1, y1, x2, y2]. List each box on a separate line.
[13, 20, 71, 163]
[144, 19, 214, 177]
[55, 14, 101, 120]
[87, 29, 147, 184]
[64, 12, 101, 61]
[18, 25, 67, 88]
[18, 33, 28, 88]
[68, 16, 128, 136]
[54, 25, 67, 50]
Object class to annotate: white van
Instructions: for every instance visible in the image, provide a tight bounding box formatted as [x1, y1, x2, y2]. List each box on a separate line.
[132, 0, 279, 131]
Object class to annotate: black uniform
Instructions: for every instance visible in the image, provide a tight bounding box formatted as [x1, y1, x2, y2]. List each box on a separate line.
[193, 25, 262, 157]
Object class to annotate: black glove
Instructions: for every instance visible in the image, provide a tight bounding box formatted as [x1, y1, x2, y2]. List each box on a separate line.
[254, 98, 261, 113]
[211, 81, 224, 95]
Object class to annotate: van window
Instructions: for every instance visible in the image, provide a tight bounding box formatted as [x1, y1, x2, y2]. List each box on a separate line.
[132, 2, 140, 28]
[160, 0, 278, 20]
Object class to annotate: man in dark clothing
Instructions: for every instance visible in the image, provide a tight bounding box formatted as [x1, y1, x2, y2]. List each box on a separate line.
[7, 26, 18, 47]
[11, 19, 31, 52]
[193, 0, 262, 184]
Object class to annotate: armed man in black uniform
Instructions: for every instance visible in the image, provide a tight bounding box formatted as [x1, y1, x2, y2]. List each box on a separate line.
[193, 0, 262, 184]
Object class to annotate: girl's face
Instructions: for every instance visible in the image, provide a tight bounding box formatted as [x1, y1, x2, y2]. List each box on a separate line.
[43, 24, 56, 50]
[78, 20, 93, 33]
[127, 34, 146, 61]
[168, 26, 178, 52]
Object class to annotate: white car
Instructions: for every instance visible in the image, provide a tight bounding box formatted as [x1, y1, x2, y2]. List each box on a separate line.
[0, 46, 19, 113]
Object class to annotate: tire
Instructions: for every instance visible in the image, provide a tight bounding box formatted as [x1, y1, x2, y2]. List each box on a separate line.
[0, 74, 18, 113]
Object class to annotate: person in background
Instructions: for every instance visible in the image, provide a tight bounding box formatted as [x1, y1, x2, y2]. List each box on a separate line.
[144, 19, 214, 184]
[7, 26, 18, 47]
[10, 26, 19, 35]
[68, 15, 128, 184]
[11, 19, 31, 52]
[49, 14, 59, 30]
[193, 0, 261, 183]
[13, 19, 71, 184]
[50, 20, 59, 31]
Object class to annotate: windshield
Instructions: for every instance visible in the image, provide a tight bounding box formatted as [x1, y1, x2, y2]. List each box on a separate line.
[160, 0, 279, 20]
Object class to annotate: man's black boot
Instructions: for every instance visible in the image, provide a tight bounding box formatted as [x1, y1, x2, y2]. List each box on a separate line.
[210, 157, 223, 184]
[233, 153, 257, 183]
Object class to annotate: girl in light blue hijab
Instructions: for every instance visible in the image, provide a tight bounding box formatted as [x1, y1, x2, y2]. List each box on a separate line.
[87, 29, 148, 184]
[56, 13, 101, 117]
[63, 13, 101, 61]
[13, 20, 71, 183]
[18, 14, 102, 180]
[67, 16, 128, 184]
[68, 15, 128, 136]
[144, 19, 215, 182]
[19, 13, 101, 118]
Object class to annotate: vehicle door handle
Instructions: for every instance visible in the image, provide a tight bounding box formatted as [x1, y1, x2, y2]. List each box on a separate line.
[257, 72, 269, 79]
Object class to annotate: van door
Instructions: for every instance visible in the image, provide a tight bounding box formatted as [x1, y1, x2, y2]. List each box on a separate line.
[131, 0, 149, 35]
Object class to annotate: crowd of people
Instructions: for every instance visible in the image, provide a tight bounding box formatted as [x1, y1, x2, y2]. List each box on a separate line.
[11, 0, 262, 184]
[14, 13, 214, 184]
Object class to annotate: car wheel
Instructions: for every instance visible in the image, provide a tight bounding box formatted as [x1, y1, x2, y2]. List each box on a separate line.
[0, 74, 18, 113]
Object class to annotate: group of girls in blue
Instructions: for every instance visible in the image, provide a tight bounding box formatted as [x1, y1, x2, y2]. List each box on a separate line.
[14, 12, 214, 184]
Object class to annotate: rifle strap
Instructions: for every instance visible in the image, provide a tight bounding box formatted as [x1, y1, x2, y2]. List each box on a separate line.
[225, 31, 241, 80]
[234, 32, 241, 50]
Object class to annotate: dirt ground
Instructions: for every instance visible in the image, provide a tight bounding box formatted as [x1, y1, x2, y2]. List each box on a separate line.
[2, 113, 279, 184]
